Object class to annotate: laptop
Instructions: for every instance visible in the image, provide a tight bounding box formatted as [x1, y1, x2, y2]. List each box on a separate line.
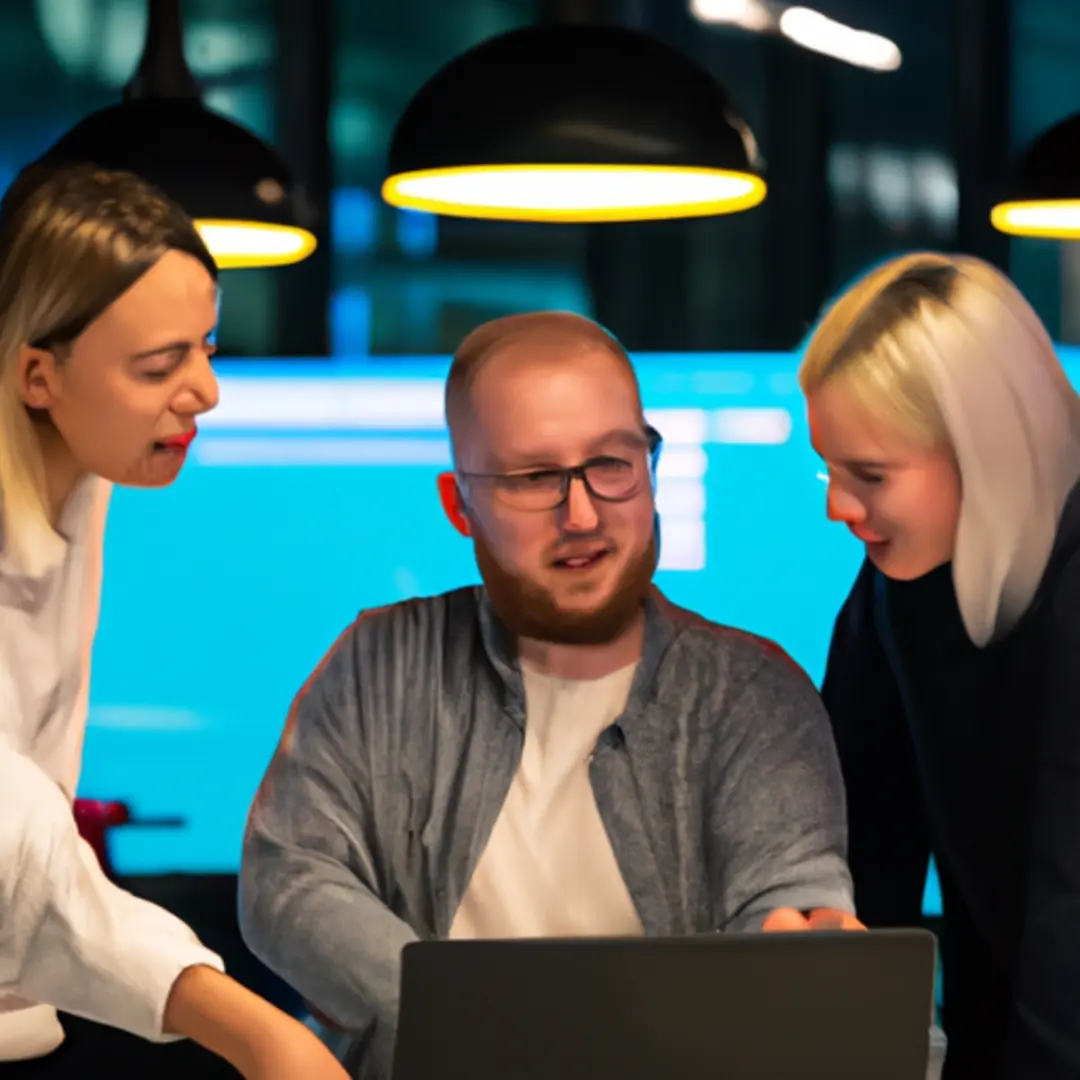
[391, 929, 937, 1080]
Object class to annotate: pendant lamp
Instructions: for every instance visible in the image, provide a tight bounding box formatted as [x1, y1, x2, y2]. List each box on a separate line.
[382, 23, 766, 224]
[991, 113, 1080, 240]
[32, 0, 316, 269]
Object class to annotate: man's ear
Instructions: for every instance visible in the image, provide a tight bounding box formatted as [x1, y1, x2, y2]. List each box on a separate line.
[437, 471, 472, 537]
[17, 344, 61, 410]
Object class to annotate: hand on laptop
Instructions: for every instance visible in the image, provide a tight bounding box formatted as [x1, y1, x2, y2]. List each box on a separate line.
[762, 906, 866, 932]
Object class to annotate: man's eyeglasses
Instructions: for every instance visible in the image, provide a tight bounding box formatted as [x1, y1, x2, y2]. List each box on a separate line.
[457, 426, 663, 513]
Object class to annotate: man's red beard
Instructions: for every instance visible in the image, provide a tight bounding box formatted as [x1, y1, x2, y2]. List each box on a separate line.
[472, 530, 657, 646]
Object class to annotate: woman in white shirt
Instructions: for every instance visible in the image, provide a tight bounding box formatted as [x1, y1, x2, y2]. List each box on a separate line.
[0, 163, 347, 1079]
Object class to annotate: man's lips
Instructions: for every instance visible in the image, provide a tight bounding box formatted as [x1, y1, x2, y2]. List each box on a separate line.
[552, 544, 611, 569]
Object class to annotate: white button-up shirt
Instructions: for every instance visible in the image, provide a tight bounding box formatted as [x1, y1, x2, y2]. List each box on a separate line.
[0, 476, 223, 1060]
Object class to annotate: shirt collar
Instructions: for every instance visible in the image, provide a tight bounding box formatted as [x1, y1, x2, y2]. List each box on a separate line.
[476, 584, 677, 730]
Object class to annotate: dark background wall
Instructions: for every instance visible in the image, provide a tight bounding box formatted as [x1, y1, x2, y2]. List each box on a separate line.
[8, 0, 1079, 358]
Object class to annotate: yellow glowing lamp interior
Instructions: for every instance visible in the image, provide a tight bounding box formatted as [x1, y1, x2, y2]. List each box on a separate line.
[194, 219, 318, 269]
[990, 200, 1080, 239]
[381, 163, 766, 222]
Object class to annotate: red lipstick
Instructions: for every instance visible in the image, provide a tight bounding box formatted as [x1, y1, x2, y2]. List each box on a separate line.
[159, 427, 197, 451]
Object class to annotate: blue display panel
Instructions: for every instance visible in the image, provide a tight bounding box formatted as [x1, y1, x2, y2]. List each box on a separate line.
[84, 347, 1080, 909]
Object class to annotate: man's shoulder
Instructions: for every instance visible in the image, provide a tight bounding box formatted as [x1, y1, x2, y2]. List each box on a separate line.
[647, 595, 827, 751]
[654, 592, 809, 684]
[345, 585, 479, 645]
[294, 586, 480, 703]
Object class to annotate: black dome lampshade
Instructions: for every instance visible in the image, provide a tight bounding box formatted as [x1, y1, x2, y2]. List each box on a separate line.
[382, 23, 766, 224]
[992, 113, 1080, 240]
[34, 0, 316, 269]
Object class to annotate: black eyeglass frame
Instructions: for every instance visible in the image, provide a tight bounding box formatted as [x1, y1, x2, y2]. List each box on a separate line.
[456, 424, 663, 511]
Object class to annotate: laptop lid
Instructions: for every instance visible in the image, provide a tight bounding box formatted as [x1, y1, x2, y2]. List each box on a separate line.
[392, 929, 936, 1080]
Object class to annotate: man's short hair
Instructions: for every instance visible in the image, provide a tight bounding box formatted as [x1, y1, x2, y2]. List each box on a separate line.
[444, 311, 635, 453]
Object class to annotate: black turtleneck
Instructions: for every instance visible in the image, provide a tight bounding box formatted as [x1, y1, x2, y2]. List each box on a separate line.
[821, 482, 1080, 1080]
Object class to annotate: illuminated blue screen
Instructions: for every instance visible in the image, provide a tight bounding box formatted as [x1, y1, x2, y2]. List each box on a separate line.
[85, 347, 1080, 911]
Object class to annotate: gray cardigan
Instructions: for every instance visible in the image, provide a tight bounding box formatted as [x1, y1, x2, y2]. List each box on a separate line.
[239, 587, 854, 1078]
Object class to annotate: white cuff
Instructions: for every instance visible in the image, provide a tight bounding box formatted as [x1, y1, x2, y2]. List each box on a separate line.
[0, 1004, 65, 1062]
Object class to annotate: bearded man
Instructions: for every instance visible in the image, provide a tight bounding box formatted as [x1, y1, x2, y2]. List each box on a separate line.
[238, 312, 858, 1080]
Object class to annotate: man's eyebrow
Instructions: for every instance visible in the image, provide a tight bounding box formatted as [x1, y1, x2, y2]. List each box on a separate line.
[495, 428, 650, 469]
[585, 428, 651, 451]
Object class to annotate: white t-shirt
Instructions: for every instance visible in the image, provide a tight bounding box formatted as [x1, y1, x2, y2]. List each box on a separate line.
[0, 477, 223, 1060]
[449, 659, 644, 939]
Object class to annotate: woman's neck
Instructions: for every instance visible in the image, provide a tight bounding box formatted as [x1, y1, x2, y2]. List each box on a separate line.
[33, 416, 85, 528]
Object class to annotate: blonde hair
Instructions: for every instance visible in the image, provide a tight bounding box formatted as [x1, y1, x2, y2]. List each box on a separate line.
[0, 163, 215, 578]
[800, 251, 1080, 645]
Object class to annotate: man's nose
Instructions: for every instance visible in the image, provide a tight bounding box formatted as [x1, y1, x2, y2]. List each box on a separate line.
[562, 475, 601, 532]
[826, 482, 866, 526]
